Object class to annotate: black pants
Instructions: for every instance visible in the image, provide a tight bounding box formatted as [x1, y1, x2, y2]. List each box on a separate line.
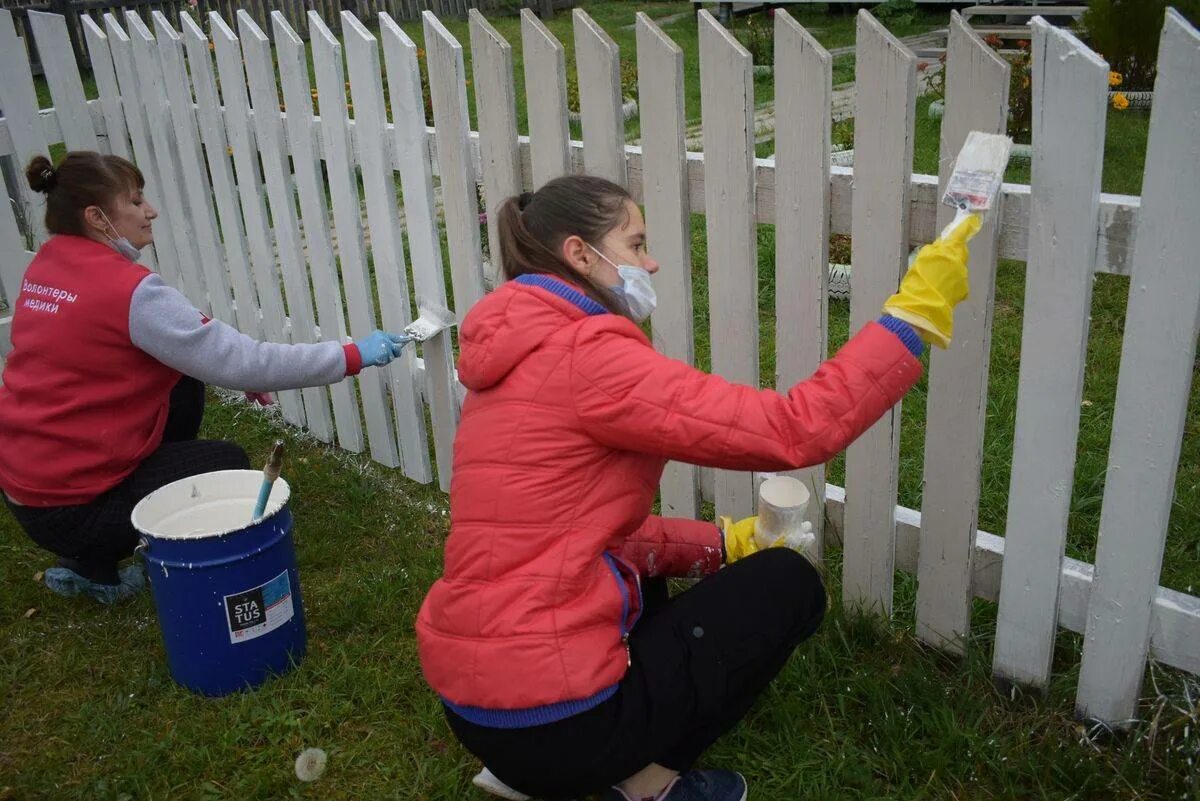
[445, 547, 827, 800]
[5, 377, 250, 584]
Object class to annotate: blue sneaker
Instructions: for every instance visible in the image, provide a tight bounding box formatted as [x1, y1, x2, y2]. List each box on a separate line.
[44, 564, 145, 604]
[602, 770, 747, 801]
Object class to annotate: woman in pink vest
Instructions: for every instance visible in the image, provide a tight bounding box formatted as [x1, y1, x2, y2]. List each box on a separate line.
[417, 175, 978, 801]
[0, 152, 407, 604]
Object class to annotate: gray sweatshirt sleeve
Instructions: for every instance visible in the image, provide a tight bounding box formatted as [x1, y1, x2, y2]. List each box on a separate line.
[128, 273, 354, 392]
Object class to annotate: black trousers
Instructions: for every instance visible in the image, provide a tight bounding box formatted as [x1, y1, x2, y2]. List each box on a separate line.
[445, 547, 827, 800]
[6, 377, 250, 584]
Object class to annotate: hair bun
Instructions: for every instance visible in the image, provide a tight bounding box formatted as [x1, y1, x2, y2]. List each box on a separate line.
[26, 156, 57, 194]
[518, 191, 534, 211]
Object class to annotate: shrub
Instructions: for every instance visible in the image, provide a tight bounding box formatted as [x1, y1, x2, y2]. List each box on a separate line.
[1077, 0, 1200, 90]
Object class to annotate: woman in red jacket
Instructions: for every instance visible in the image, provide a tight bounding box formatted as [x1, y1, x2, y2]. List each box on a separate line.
[0, 152, 408, 604]
[417, 175, 976, 801]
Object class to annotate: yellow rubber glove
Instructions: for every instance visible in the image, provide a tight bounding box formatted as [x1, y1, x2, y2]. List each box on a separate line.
[719, 515, 761, 564]
[882, 212, 982, 349]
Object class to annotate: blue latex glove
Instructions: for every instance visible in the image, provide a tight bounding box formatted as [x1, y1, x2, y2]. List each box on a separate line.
[355, 330, 408, 368]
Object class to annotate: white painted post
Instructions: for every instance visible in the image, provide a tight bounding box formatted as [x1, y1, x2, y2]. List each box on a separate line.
[382, 12, 460, 491]
[0, 167, 31, 308]
[469, 8, 522, 281]
[27, 11, 98, 151]
[343, 10, 432, 481]
[238, 9, 332, 442]
[572, 8, 625, 187]
[209, 11, 306, 427]
[179, 12, 260, 339]
[0, 10, 50, 244]
[81, 15, 132, 159]
[772, 9, 830, 560]
[991, 18, 1108, 689]
[842, 10, 916, 617]
[636, 12, 697, 520]
[520, 8, 570, 188]
[423, 11, 487, 315]
[914, 12, 1009, 654]
[271, 10, 364, 454]
[309, 9, 401, 468]
[1076, 9, 1200, 726]
[698, 10, 756, 522]
[152, 11, 235, 329]
[126, 11, 208, 312]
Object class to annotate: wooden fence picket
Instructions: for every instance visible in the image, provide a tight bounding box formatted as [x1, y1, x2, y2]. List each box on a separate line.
[0, 10, 50, 244]
[126, 11, 208, 313]
[423, 11, 487, 314]
[572, 8, 625, 186]
[469, 8, 522, 281]
[521, 7, 570, 187]
[104, 13, 180, 290]
[238, 9, 333, 442]
[271, 10, 364, 453]
[914, 11, 1009, 654]
[27, 11, 98, 152]
[992, 17, 1108, 689]
[771, 10, 830, 559]
[382, 11, 459, 491]
[309, 9, 400, 467]
[697, 10, 756, 522]
[151, 11, 235, 329]
[1076, 9, 1200, 725]
[209, 11, 306, 427]
[841, 10, 916, 617]
[343, 10, 431, 481]
[179, 12, 259, 338]
[635, 11, 697, 520]
[80, 15, 132, 160]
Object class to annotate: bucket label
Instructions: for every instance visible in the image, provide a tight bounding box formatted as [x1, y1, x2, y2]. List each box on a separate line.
[224, 570, 294, 644]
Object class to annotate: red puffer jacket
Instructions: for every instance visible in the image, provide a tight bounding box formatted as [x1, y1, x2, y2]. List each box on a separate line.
[417, 274, 922, 726]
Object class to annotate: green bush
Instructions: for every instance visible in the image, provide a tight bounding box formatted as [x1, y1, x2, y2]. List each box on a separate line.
[871, 0, 919, 26]
[1077, 0, 1200, 89]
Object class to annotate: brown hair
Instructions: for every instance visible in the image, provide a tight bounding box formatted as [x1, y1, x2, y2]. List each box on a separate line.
[496, 174, 633, 317]
[25, 151, 145, 237]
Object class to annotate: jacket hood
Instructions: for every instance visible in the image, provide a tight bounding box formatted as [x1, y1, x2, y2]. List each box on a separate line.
[457, 275, 609, 391]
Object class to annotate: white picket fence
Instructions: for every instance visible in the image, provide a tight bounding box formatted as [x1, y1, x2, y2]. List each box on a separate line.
[0, 4, 1196, 728]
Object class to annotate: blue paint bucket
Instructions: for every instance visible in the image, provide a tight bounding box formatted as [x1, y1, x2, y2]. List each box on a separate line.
[131, 469, 306, 697]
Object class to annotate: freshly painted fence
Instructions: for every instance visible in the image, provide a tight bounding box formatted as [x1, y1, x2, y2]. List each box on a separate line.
[0, 5, 1196, 729]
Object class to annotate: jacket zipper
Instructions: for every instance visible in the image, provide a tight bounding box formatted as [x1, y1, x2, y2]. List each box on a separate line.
[603, 552, 642, 667]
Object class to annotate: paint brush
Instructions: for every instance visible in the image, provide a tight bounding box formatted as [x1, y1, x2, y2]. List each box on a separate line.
[939, 130, 1013, 239]
[396, 303, 458, 344]
[251, 440, 285, 522]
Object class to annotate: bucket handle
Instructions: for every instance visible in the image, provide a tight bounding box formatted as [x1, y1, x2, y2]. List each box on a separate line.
[134, 537, 149, 559]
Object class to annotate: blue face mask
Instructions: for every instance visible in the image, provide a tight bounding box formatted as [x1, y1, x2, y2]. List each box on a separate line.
[588, 244, 657, 322]
[98, 209, 141, 262]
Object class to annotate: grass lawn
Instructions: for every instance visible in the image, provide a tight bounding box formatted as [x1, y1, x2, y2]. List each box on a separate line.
[1, 394, 1195, 800]
[8, 2, 1199, 799]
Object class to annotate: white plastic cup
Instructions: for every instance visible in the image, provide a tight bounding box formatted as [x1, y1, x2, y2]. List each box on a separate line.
[754, 476, 811, 551]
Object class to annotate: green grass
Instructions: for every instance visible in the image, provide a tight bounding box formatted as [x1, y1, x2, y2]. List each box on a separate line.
[1, 395, 1196, 799]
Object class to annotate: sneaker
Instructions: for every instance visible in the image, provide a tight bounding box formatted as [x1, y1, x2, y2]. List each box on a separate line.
[602, 770, 747, 801]
[44, 563, 145, 605]
[471, 767, 530, 801]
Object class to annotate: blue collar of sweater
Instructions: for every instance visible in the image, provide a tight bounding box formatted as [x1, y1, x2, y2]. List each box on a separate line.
[514, 273, 608, 316]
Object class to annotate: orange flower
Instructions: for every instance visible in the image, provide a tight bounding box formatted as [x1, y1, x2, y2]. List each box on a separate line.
[1111, 92, 1129, 110]
[1017, 39, 1029, 50]
[1108, 71, 1122, 87]
[1022, 75, 1030, 88]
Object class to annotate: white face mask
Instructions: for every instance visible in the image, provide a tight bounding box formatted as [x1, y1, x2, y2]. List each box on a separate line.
[588, 244, 657, 323]
[97, 208, 141, 262]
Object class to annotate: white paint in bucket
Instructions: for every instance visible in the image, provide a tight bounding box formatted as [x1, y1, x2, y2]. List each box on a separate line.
[132, 470, 291, 540]
[755, 476, 815, 556]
